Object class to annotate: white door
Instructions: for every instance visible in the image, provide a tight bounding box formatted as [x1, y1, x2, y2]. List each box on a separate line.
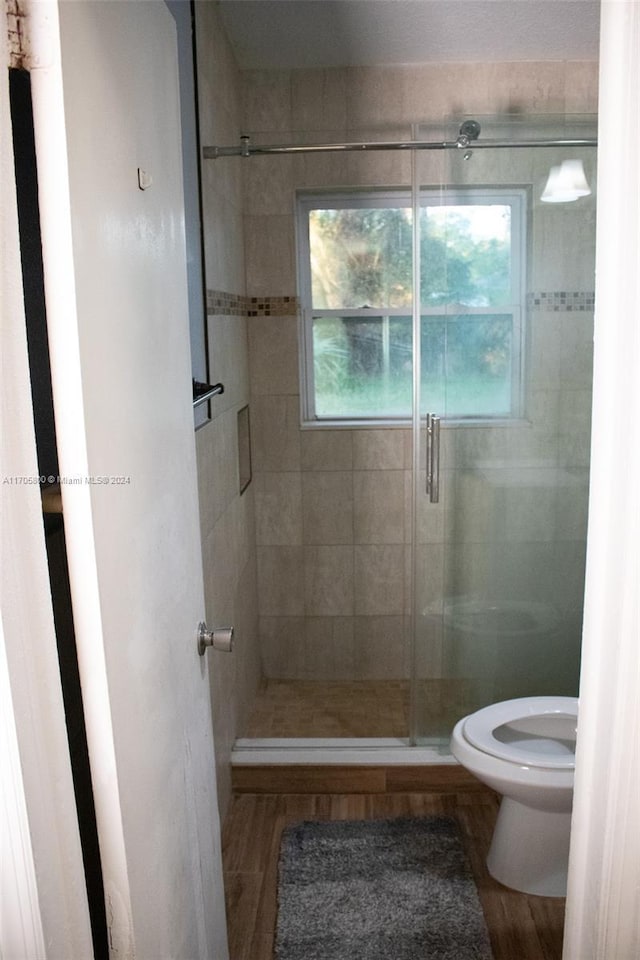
[29, 1, 228, 956]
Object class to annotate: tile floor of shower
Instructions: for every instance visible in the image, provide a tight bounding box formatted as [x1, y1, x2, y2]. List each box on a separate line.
[245, 678, 477, 739]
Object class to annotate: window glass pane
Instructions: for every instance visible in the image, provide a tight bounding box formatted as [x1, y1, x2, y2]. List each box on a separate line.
[309, 207, 413, 309]
[419, 318, 446, 414]
[420, 205, 512, 309]
[313, 316, 412, 417]
[421, 314, 513, 418]
[301, 190, 524, 422]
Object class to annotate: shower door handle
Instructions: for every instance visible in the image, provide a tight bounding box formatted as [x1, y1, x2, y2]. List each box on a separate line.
[426, 414, 441, 504]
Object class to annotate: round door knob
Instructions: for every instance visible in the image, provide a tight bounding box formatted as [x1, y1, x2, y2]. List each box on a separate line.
[197, 622, 234, 656]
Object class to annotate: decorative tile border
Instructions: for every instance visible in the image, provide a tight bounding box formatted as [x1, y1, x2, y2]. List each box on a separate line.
[206, 290, 247, 316]
[208, 289, 594, 316]
[528, 291, 595, 312]
[206, 291, 300, 317]
[247, 296, 298, 317]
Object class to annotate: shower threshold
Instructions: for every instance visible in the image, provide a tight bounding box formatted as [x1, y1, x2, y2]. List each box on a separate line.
[231, 737, 457, 766]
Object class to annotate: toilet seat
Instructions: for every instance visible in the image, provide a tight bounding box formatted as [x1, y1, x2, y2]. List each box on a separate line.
[462, 696, 578, 769]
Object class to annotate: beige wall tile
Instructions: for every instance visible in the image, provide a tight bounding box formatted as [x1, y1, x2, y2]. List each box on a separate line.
[558, 388, 592, 436]
[201, 111, 243, 206]
[412, 468, 448, 545]
[196, 417, 221, 537]
[453, 424, 553, 468]
[250, 395, 301, 472]
[242, 69, 292, 131]
[559, 315, 595, 388]
[232, 556, 261, 730]
[503, 483, 558, 543]
[352, 429, 405, 470]
[304, 545, 354, 615]
[208, 647, 234, 819]
[259, 616, 306, 677]
[353, 616, 409, 678]
[260, 614, 357, 680]
[490, 541, 557, 603]
[300, 429, 353, 471]
[557, 431, 592, 468]
[527, 389, 561, 434]
[414, 543, 445, 615]
[235, 483, 257, 574]
[353, 470, 405, 544]
[291, 69, 348, 131]
[242, 153, 295, 216]
[248, 314, 299, 396]
[304, 616, 356, 679]
[402, 63, 463, 121]
[254, 472, 302, 545]
[257, 545, 304, 615]
[555, 472, 590, 542]
[196, 409, 238, 537]
[496, 61, 567, 112]
[345, 125, 412, 186]
[354, 544, 404, 615]
[244, 214, 296, 297]
[201, 187, 246, 294]
[528, 314, 562, 388]
[346, 66, 406, 128]
[202, 509, 239, 623]
[207, 315, 249, 412]
[447, 468, 502, 544]
[552, 542, 587, 610]
[302, 471, 354, 545]
[195, 1, 241, 130]
[531, 194, 597, 292]
[564, 61, 599, 113]
[293, 136, 351, 189]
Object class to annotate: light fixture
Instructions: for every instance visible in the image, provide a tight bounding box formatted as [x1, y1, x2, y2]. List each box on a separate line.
[541, 159, 591, 203]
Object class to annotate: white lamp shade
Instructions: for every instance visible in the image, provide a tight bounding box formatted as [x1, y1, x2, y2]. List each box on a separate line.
[541, 159, 591, 203]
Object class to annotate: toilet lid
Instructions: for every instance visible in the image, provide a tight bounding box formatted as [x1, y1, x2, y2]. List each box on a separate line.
[463, 696, 578, 768]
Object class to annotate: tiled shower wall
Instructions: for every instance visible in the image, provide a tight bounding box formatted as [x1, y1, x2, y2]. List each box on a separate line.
[194, 2, 259, 817]
[242, 61, 598, 683]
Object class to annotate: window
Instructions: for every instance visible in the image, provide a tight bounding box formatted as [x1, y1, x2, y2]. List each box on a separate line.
[297, 189, 526, 423]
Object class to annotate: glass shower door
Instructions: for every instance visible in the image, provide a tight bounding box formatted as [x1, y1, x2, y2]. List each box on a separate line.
[411, 118, 596, 745]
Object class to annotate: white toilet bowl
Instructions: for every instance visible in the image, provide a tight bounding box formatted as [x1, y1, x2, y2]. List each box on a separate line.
[451, 696, 578, 897]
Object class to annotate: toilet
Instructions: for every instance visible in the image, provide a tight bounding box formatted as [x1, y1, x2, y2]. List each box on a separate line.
[451, 696, 578, 897]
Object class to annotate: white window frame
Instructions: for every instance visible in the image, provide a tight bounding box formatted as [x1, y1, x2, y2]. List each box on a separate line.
[296, 188, 527, 426]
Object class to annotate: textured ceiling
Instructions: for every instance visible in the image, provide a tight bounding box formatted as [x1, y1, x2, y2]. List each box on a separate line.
[218, 0, 600, 70]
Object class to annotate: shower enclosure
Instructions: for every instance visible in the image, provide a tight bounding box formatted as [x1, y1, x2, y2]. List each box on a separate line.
[232, 115, 597, 753]
[411, 117, 596, 746]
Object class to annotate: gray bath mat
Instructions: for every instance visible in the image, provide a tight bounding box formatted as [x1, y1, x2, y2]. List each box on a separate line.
[275, 816, 493, 960]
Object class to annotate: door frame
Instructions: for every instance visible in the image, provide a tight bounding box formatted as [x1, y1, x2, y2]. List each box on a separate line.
[1, 8, 93, 953]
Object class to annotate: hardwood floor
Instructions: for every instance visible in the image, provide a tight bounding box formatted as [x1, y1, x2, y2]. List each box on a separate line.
[222, 788, 566, 960]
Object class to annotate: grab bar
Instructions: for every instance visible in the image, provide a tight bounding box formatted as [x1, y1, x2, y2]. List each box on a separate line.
[192, 380, 224, 408]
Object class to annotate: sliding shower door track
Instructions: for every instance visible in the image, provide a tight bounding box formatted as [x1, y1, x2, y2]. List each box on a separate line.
[231, 737, 456, 766]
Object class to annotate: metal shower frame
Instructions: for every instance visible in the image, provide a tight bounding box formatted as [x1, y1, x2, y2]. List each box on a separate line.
[203, 119, 597, 159]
